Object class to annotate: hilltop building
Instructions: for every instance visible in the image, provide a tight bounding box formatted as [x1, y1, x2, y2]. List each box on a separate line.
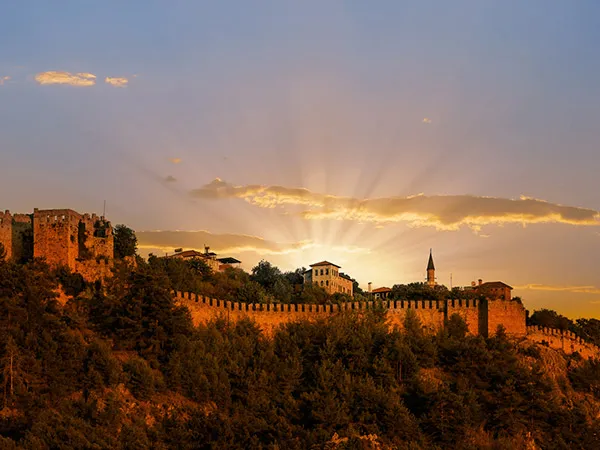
[168, 246, 241, 273]
[372, 287, 392, 299]
[0, 208, 114, 281]
[463, 279, 513, 301]
[303, 261, 354, 296]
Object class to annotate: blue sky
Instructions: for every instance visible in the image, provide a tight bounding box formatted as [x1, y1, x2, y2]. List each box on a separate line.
[1, 1, 599, 317]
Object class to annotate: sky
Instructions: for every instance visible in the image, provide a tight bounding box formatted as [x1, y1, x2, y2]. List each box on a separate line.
[0, 1, 599, 318]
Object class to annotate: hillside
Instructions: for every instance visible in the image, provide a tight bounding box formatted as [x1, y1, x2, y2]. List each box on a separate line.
[0, 258, 599, 449]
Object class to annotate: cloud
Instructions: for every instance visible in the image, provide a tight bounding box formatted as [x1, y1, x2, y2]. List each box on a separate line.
[137, 230, 315, 255]
[35, 71, 96, 86]
[422, 117, 432, 124]
[0, 76, 10, 85]
[164, 175, 177, 182]
[169, 158, 182, 164]
[515, 284, 600, 295]
[105, 76, 128, 87]
[190, 179, 600, 231]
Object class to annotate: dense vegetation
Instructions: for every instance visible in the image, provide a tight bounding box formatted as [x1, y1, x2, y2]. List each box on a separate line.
[1, 256, 599, 449]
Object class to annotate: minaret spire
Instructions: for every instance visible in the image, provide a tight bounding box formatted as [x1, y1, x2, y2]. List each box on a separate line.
[427, 249, 436, 287]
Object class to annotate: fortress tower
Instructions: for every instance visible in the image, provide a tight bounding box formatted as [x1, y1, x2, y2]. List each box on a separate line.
[426, 249, 436, 287]
[33, 209, 83, 268]
[0, 211, 33, 262]
[31, 208, 113, 280]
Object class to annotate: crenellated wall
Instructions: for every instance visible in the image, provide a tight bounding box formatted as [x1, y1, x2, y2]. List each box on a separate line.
[526, 326, 600, 360]
[485, 298, 527, 337]
[174, 291, 528, 337]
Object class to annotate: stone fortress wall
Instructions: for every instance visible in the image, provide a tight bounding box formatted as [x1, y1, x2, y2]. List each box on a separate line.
[526, 326, 599, 359]
[0, 208, 114, 281]
[175, 292, 599, 358]
[174, 291, 527, 338]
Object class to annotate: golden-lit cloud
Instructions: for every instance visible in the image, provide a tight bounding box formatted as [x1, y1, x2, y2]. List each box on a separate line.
[35, 71, 97, 86]
[137, 230, 315, 256]
[169, 158, 182, 164]
[515, 284, 600, 295]
[105, 76, 128, 87]
[190, 179, 600, 231]
[0, 76, 10, 85]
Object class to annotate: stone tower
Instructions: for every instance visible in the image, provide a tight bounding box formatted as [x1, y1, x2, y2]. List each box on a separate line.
[426, 249, 436, 287]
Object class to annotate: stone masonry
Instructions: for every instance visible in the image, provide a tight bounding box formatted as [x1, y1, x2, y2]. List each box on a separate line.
[174, 291, 528, 338]
[0, 208, 114, 281]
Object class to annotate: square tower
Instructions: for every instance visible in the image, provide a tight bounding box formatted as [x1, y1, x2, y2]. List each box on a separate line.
[33, 208, 82, 269]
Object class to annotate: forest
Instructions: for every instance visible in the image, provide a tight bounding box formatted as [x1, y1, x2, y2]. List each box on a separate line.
[1, 247, 600, 449]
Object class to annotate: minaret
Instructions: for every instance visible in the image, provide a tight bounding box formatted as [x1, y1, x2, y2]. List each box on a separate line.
[427, 249, 436, 287]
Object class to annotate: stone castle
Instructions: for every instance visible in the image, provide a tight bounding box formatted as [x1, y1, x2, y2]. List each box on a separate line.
[2, 207, 597, 358]
[0, 208, 114, 280]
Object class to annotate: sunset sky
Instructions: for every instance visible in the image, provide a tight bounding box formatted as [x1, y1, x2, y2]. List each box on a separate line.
[1, 1, 599, 317]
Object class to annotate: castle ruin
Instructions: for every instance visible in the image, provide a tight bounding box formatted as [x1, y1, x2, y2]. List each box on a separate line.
[0, 208, 114, 281]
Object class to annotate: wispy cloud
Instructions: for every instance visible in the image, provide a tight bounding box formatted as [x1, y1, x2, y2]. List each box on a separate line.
[137, 230, 315, 256]
[190, 179, 600, 231]
[515, 284, 600, 295]
[105, 76, 128, 87]
[35, 71, 96, 86]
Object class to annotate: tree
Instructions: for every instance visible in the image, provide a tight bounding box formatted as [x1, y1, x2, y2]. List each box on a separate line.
[251, 260, 282, 291]
[446, 314, 469, 339]
[113, 224, 137, 259]
[529, 309, 572, 330]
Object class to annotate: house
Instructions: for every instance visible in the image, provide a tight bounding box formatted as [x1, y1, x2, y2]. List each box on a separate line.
[477, 280, 513, 300]
[371, 287, 392, 299]
[169, 246, 241, 273]
[303, 261, 354, 296]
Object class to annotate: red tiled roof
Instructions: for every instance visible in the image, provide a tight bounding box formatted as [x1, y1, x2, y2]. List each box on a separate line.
[309, 261, 341, 268]
[372, 287, 392, 293]
[170, 250, 205, 258]
[479, 281, 513, 290]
